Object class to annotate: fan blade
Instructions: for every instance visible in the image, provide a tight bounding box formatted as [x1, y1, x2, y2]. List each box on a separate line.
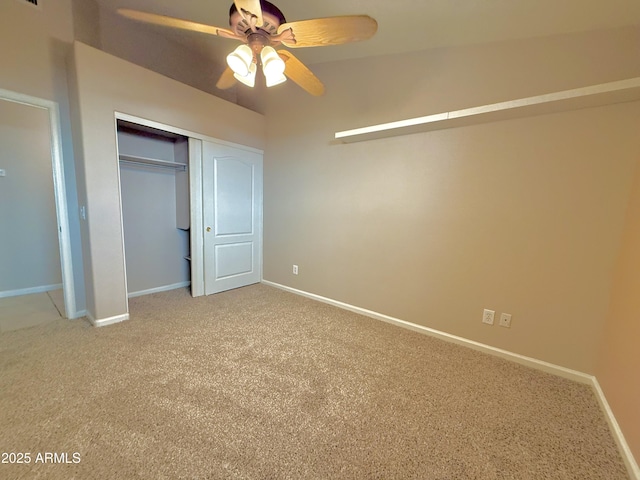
[117, 9, 243, 40]
[234, 0, 264, 27]
[278, 51, 324, 96]
[216, 67, 237, 90]
[277, 16, 377, 48]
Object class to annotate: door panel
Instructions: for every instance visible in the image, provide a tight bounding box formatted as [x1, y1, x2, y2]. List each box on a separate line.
[215, 159, 253, 235]
[202, 141, 262, 295]
[215, 242, 253, 278]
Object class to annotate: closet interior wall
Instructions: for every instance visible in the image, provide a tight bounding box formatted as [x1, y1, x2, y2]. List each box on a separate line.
[117, 121, 190, 297]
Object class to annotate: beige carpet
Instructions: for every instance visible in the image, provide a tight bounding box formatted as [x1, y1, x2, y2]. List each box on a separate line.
[0, 284, 628, 479]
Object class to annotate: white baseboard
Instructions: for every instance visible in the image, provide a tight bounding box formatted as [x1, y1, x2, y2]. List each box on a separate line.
[261, 279, 638, 479]
[88, 280, 191, 327]
[127, 281, 190, 298]
[591, 378, 640, 480]
[87, 311, 129, 328]
[0, 283, 63, 299]
[262, 280, 591, 383]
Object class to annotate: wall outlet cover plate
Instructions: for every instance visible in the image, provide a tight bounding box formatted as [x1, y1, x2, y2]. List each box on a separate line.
[499, 313, 512, 328]
[483, 309, 495, 325]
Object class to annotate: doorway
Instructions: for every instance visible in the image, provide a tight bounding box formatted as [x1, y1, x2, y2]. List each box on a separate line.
[0, 89, 76, 330]
[114, 113, 263, 304]
[116, 119, 191, 299]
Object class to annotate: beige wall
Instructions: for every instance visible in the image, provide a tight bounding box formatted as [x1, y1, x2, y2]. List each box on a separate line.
[0, 0, 86, 312]
[72, 0, 101, 49]
[263, 26, 640, 374]
[0, 0, 73, 97]
[597, 158, 640, 461]
[69, 41, 265, 321]
[0, 100, 61, 292]
[322, 26, 640, 135]
[97, 8, 236, 106]
[71, 2, 264, 113]
[5, 0, 639, 463]
[67, 0, 264, 111]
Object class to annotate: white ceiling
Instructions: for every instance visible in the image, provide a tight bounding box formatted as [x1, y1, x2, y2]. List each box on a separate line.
[93, 0, 640, 66]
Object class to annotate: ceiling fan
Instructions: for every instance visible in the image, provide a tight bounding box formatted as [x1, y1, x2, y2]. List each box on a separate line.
[118, 0, 378, 96]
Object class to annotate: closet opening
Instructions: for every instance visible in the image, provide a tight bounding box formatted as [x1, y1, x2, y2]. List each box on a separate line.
[116, 119, 191, 299]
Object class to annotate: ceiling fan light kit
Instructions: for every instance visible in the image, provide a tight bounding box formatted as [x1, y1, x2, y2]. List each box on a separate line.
[261, 46, 286, 84]
[234, 62, 257, 87]
[118, 1, 378, 95]
[226, 44, 254, 77]
[265, 71, 287, 87]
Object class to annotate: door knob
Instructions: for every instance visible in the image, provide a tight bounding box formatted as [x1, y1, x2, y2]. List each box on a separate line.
[206, 227, 211, 232]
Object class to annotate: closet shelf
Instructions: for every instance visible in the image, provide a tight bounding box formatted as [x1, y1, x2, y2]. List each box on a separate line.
[119, 154, 187, 171]
[335, 77, 640, 143]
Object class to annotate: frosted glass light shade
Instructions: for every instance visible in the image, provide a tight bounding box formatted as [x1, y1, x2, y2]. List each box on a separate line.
[234, 62, 257, 87]
[261, 46, 286, 84]
[227, 45, 253, 77]
[265, 72, 287, 87]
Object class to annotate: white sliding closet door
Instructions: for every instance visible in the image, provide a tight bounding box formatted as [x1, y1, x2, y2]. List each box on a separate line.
[202, 141, 262, 295]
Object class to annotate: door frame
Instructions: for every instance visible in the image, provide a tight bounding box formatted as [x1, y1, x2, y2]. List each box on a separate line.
[114, 112, 263, 300]
[0, 88, 78, 318]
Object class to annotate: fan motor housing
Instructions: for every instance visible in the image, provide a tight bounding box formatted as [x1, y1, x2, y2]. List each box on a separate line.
[229, 1, 286, 36]
[247, 32, 270, 57]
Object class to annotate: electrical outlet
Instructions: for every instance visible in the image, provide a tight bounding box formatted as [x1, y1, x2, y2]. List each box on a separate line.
[292, 264, 298, 275]
[499, 313, 512, 328]
[482, 309, 495, 325]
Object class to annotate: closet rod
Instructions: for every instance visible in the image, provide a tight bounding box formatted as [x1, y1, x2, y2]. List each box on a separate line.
[119, 154, 187, 171]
